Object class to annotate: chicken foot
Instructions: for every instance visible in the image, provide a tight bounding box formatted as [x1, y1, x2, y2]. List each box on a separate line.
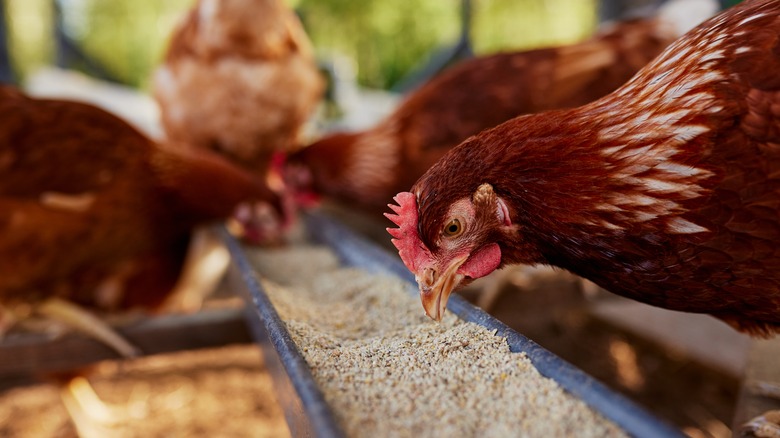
[36, 296, 141, 357]
[34, 298, 151, 435]
[59, 375, 148, 438]
[161, 226, 229, 313]
[741, 410, 780, 438]
[740, 383, 780, 438]
[0, 303, 18, 338]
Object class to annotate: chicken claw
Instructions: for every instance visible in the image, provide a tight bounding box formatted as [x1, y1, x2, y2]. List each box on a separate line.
[37, 297, 141, 358]
[35, 298, 145, 436]
[60, 375, 149, 438]
[741, 410, 780, 438]
[161, 226, 229, 312]
[741, 382, 780, 438]
[0, 303, 18, 338]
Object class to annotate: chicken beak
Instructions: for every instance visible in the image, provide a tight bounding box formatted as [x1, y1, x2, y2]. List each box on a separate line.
[417, 256, 468, 321]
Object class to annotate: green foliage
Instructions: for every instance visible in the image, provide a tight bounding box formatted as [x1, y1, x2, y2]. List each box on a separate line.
[6, 0, 190, 89]
[300, 0, 597, 89]
[6, 0, 54, 81]
[74, 0, 192, 89]
[299, 0, 461, 89]
[473, 0, 598, 53]
[6, 0, 597, 91]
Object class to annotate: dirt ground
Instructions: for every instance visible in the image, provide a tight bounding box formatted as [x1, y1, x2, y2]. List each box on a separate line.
[0, 345, 290, 438]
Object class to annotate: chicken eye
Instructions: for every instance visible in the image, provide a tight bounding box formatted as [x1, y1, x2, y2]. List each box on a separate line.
[443, 218, 463, 237]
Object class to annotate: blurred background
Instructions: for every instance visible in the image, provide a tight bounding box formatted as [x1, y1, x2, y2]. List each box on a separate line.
[2, 0, 600, 92]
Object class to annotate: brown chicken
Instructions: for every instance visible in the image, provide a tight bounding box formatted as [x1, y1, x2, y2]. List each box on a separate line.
[286, 7, 707, 214]
[0, 85, 276, 344]
[153, 0, 324, 240]
[0, 84, 281, 435]
[388, 0, 779, 334]
[154, 0, 323, 168]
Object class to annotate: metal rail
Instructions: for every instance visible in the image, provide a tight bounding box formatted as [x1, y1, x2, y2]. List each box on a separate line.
[0, 306, 251, 380]
[222, 227, 345, 438]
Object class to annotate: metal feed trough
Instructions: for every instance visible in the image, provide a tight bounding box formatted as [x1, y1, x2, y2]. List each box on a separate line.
[222, 210, 685, 438]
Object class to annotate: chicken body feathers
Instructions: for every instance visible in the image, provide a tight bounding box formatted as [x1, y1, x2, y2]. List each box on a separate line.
[154, 0, 323, 171]
[0, 88, 268, 311]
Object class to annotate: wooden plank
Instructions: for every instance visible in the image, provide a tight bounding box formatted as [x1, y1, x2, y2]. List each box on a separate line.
[732, 338, 780, 436]
[0, 306, 252, 378]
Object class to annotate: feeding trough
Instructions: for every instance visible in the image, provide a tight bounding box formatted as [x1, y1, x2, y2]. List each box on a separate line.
[222, 210, 684, 438]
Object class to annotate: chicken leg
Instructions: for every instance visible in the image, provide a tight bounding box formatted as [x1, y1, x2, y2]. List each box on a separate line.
[36, 296, 141, 357]
[740, 383, 780, 438]
[738, 337, 780, 438]
[161, 226, 229, 312]
[58, 375, 132, 438]
[742, 412, 780, 437]
[0, 303, 18, 338]
[33, 297, 147, 435]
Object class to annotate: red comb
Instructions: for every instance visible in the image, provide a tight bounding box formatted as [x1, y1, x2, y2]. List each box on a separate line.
[385, 192, 431, 273]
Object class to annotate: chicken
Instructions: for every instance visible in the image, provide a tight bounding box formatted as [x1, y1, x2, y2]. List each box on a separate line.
[153, 0, 324, 241]
[0, 86, 277, 315]
[388, 0, 780, 333]
[0, 84, 279, 435]
[286, 1, 715, 214]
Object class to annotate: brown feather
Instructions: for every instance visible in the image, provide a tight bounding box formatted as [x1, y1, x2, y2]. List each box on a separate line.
[0, 87, 271, 312]
[153, 0, 324, 172]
